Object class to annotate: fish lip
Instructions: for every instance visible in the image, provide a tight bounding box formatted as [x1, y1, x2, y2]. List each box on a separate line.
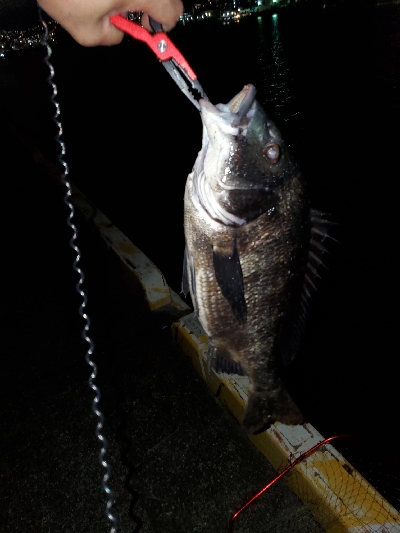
[229, 84, 257, 127]
[199, 84, 257, 129]
[199, 99, 239, 138]
[199, 98, 219, 117]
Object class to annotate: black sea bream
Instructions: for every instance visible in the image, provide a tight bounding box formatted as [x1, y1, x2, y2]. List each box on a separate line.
[183, 85, 329, 433]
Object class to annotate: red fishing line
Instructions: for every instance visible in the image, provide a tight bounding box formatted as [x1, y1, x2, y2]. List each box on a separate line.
[228, 433, 349, 532]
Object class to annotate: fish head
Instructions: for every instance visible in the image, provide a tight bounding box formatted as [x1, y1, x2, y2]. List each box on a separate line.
[195, 84, 297, 227]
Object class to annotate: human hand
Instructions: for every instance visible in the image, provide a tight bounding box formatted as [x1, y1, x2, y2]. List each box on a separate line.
[37, 0, 184, 47]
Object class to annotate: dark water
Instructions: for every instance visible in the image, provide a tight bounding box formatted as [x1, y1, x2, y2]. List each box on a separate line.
[2, 2, 399, 511]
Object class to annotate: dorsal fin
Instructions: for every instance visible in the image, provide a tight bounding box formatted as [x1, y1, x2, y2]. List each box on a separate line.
[302, 210, 336, 305]
[280, 210, 336, 366]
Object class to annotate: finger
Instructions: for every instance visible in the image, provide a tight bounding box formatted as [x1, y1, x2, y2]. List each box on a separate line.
[140, 0, 183, 32]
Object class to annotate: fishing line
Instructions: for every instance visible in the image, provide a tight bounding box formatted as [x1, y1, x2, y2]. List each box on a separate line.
[39, 11, 118, 532]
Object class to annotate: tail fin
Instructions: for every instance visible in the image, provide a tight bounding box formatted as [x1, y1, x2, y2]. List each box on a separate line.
[242, 385, 304, 434]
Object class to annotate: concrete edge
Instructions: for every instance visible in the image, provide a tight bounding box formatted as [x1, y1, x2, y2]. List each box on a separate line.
[172, 312, 400, 533]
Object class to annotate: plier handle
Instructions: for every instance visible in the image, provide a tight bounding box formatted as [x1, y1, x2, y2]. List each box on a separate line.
[110, 14, 208, 110]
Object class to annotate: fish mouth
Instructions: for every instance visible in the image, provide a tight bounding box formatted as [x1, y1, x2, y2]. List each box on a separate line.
[229, 84, 257, 127]
[199, 84, 257, 132]
[194, 85, 264, 226]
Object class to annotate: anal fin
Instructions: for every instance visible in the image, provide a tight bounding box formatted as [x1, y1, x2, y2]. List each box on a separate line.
[206, 343, 245, 376]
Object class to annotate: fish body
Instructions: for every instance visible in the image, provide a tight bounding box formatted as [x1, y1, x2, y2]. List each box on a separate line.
[183, 85, 327, 433]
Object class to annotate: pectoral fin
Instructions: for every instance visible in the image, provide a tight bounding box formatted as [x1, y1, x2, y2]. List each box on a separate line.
[212, 238, 247, 325]
[182, 246, 198, 313]
[182, 247, 190, 297]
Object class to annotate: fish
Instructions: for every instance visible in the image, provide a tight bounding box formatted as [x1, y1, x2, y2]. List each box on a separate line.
[183, 84, 331, 434]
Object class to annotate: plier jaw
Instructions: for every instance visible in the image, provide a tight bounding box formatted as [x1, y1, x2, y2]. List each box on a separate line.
[110, 14, 208, 111]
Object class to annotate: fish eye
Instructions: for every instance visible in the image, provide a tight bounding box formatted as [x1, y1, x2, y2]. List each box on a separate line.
[263, 143, 280, 164]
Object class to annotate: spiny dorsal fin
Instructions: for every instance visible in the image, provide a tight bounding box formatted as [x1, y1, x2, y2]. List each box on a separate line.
[302, 209, 336, 309]
[280, 210, 336, 366]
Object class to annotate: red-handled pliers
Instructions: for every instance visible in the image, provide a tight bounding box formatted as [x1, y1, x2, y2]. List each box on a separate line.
[110, 14, 208, 110]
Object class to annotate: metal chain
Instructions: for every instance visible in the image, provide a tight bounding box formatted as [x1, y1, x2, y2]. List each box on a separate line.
[39, 11, 118, 532]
